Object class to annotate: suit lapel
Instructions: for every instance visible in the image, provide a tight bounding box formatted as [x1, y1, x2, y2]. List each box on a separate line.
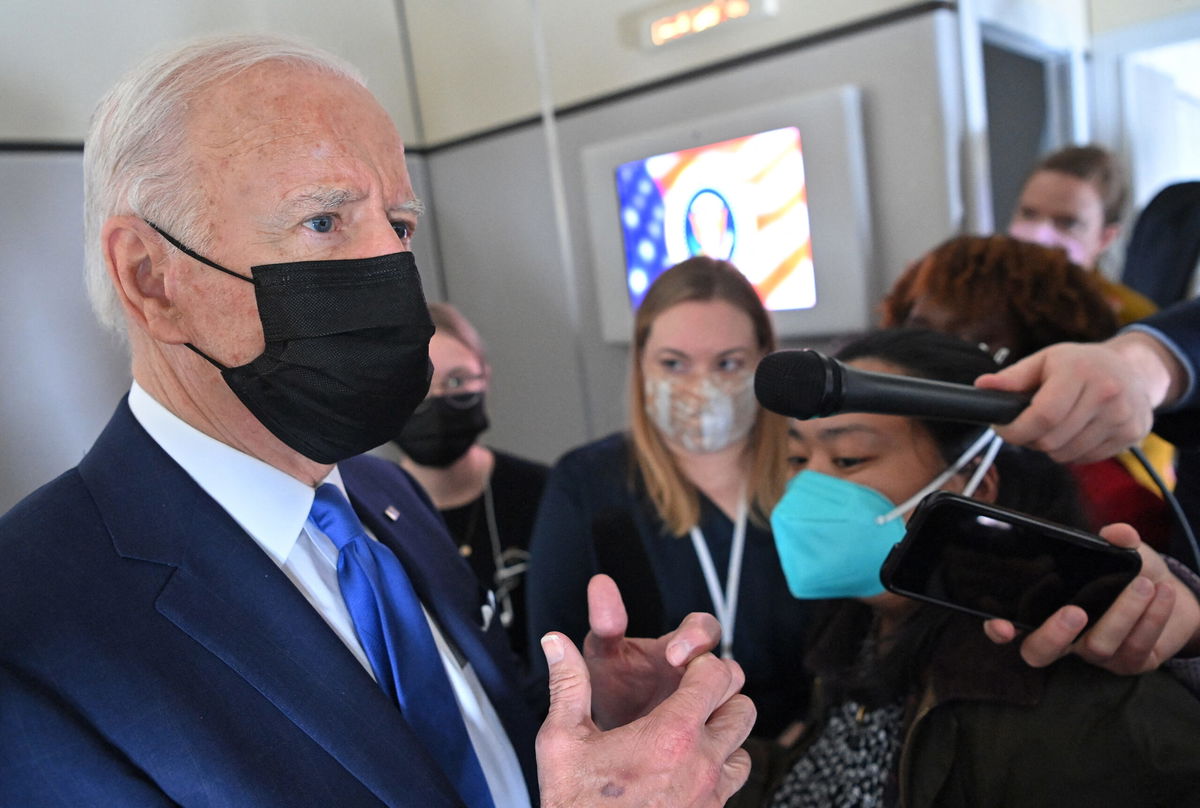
[340, 455, 541, 799]
[78, 401, 464, 807]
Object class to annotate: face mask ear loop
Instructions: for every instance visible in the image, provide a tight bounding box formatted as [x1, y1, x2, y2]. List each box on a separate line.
[961, 434, 1003, 498]
[145, 221, 256, 284]
[875, 428, 998, 524]
[183, 342, 230, 371]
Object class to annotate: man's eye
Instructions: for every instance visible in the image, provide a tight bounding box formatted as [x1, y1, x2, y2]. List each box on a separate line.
[304, 215, 335, 233]
[392, 221, 411, 241]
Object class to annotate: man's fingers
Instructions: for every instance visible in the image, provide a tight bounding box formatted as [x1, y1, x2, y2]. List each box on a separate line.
[716, 745, 754, 804]
[1018, 605, 1088, 667]
[715, 659, 745, 706]
[978, 353, 1074, 448]
[974, 351, 1046, 394]
[705, 694, 756, 803]
[705, 691, 755, 741]
[585, 574, 628, 655]
[541, 632, 594, 731]
[655, 653, 739, 724]
[661, 611, 723, 667]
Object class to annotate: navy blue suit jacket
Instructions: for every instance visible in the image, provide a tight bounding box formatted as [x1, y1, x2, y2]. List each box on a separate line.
[1138, 301, 1200, 568]
[0, 399, 539, 806]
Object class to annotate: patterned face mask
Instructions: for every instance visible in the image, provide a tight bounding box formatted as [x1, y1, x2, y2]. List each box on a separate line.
[644, 372, 758, 453]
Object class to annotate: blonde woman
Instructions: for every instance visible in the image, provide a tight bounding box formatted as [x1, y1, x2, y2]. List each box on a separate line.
[525, 256, 809, 737]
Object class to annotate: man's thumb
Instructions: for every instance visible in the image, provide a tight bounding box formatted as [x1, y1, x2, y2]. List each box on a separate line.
[541, 632, 593, 728]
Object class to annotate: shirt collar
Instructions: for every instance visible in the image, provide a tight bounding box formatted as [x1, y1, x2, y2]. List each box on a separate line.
[127, 381, 343, 565]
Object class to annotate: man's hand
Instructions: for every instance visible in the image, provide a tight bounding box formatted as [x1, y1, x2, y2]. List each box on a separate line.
[535, 630, 754, 808]
[983, 523, 1200, 674]
[975, 332, 1182, 463]
[582, 574, 723, 729]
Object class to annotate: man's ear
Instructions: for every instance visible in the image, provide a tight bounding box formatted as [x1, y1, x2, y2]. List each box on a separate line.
[101, 216, 188, 343]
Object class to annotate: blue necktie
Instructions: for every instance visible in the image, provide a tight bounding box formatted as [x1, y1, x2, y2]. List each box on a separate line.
[309, 483, 494, 808]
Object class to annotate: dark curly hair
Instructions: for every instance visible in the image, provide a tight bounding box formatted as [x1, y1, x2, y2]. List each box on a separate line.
[880, 234, 1118, 361]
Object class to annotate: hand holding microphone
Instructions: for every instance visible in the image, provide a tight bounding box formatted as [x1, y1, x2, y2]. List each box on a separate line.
[755, 346, 1200, 681]
[753, 349, 1029, 424]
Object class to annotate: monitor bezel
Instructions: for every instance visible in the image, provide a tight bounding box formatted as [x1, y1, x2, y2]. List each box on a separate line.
[581, 85, 873, 343]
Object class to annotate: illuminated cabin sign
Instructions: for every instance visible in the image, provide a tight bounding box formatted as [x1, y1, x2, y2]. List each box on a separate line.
[645, 0, 777, 47]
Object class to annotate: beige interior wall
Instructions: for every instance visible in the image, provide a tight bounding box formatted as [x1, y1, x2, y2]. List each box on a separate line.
[1, 0, 416, 142]
[402, 0, 923, 145]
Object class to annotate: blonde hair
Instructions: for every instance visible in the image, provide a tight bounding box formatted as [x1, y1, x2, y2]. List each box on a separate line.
[628, 256, 789, 535]
[428, 302, 489, 373]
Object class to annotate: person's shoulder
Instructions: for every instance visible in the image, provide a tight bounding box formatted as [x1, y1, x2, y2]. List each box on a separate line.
[341, 451, 403, 480]
[340, 452, 425, 502]
[0, 469, 106, 618]
[1097, 277, 1159, 324]
[491, 449, 550, 480]
[539, 433, 635, 504]
[0, 467, 93, 544]
[553, 432, 630, 470]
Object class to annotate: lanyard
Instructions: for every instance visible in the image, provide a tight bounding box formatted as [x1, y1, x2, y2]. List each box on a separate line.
[688, 495, 748, 661]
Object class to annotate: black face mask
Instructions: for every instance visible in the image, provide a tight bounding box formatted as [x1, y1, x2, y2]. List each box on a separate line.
[396, 393, 489, 468]
[149, 223, 433, 464]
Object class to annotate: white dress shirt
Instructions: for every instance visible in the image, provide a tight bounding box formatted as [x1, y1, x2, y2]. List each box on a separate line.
[128, 383, 530, 807]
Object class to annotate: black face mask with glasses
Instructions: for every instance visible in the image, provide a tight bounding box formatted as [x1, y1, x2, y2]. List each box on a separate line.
[395, 391, 489, 468]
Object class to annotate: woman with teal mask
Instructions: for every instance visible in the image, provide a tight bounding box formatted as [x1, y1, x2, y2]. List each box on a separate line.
[736, 329, 1200, 808]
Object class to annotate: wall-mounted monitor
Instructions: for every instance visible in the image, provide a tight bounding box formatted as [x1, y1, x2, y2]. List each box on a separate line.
[582, 85, 873, 342]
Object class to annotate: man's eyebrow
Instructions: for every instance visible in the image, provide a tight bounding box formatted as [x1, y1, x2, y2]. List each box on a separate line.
[395, 197, 425, 217]
[287, 187, 363, 212]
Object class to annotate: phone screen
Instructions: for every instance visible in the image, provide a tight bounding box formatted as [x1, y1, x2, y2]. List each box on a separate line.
[881, 492, 1142, 630]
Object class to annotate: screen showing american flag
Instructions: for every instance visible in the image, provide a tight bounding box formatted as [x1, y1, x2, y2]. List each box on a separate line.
[614, 125, 815, 312]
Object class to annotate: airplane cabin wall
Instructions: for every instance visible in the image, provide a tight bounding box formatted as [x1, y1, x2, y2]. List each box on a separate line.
[5, 1, 1198, 509]
[423, 9, 967, 462]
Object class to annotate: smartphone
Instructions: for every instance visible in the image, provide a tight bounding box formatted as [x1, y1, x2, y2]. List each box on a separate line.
[880, 492, 1142, 631]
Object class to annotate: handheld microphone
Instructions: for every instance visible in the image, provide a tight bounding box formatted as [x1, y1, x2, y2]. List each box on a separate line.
[754, 349, 1029, 424]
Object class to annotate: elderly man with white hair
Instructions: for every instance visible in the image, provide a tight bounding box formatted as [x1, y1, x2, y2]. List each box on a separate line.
[0, 35, 754, 807]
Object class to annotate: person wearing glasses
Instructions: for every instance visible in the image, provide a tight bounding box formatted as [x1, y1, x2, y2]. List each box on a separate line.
[380, 302, 549, 666]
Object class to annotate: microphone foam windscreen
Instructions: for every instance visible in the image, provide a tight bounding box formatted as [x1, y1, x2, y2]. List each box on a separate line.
[754, 350, 833, 419]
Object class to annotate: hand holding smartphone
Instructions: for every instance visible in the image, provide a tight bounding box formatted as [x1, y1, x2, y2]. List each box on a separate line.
[881, 492, 1142, 631]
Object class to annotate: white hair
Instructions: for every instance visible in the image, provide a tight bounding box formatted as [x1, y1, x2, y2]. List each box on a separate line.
[83, 34, 367, 335]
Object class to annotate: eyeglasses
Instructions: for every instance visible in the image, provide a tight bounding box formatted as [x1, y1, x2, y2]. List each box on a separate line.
[414, 371, 487, 413]
[427, 371, 486, 398]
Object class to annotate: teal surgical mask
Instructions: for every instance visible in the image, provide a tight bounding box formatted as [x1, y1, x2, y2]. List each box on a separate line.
[770, 429, 1001, 599]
